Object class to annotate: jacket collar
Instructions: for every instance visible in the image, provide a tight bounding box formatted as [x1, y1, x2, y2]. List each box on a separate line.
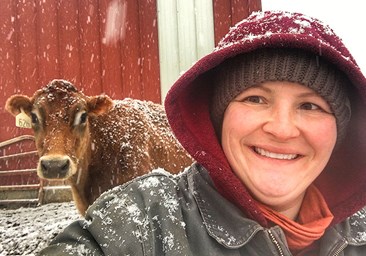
[188, 164, 264, 248]
[333, 207, 366, 246]
[316, 208, 366, 255]
[188, 164, 366, 250]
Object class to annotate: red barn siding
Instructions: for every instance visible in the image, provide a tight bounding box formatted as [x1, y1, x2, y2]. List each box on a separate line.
[0, 0, 161, 193]
[0, 0, 161, 143]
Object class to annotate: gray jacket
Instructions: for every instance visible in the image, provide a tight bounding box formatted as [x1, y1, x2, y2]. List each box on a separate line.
[39, 164, 366, 255]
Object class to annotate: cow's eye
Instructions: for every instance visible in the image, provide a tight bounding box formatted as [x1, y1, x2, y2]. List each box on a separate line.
[31, 113, 39, 124]
[80, 112, 87, 124]
[74, 111, 88, 127]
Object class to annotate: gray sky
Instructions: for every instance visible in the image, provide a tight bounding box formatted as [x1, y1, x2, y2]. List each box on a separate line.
[262, 0, 366, 76]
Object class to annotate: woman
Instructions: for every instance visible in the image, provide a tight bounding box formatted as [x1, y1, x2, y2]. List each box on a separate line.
[40, 11, 366, 255]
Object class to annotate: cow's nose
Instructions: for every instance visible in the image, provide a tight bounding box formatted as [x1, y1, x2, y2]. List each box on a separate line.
[40, 157, 70, 179]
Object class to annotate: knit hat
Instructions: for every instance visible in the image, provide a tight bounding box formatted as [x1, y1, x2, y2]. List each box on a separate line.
[210, 48, 351, 142]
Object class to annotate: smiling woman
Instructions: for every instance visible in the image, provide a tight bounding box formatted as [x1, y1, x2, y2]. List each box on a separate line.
[221, 81, 337, 220]
[39, 11, 366, 256]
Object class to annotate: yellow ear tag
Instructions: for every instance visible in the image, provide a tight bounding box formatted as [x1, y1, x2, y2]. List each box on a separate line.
[16, 109, 32, 129]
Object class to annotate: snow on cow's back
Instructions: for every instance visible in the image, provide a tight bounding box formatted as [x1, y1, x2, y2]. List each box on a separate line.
[111, 98, 175, 140]
[90, 98, 164, 143]
[114, 98, 168, 126]
[88, 97, 192, 178]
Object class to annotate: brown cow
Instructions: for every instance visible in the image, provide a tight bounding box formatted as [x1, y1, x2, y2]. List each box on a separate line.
[5, 79, 193, 215]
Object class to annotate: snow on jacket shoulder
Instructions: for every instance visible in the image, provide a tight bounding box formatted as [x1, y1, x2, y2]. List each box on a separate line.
[39, 164, 366, 256]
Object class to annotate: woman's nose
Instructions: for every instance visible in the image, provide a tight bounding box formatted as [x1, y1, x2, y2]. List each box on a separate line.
[262, 108, 300, 140]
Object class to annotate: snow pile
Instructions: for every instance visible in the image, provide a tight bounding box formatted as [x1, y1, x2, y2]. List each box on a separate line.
[0, 202, 80, 256]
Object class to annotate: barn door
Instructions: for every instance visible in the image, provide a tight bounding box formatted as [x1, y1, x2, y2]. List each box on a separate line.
[157, 0, 262, 100]
[157, 0, 215, 100]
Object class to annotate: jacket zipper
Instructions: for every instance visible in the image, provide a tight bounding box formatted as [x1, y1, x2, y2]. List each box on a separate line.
[268, 229, 348, 256]
[332, 240, 348, 256]
[268, 229, 285, 256]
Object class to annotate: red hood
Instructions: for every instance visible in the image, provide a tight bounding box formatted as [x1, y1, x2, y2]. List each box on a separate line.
[165, 11, 366, 226]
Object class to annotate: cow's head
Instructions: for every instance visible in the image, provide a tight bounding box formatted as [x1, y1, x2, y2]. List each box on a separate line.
[5, 79, 113, 180]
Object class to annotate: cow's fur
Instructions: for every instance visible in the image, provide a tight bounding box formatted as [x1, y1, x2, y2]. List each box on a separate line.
[5, 79, 193, 215]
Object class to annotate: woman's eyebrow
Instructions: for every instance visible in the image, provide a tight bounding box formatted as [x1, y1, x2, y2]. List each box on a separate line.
[234, 86, 271, 100]
[246, 85, 272, 93]
[297, 91, 321, 98]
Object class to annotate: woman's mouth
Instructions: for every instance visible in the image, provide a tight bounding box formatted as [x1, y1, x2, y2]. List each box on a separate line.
[253, 147, 299, 160]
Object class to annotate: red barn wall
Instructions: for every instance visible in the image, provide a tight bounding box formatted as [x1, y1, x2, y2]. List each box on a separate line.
[0, 0, 160, 143]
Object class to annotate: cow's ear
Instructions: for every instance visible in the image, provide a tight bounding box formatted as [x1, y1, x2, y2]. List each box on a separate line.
[87, 95, 113, 116]
[5, 95, 33, 116]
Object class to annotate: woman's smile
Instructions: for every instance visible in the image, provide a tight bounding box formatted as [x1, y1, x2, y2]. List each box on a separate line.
[253, 146, 300, 160]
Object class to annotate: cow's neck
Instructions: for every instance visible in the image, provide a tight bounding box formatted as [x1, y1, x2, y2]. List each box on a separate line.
[69, 136, 94, 214]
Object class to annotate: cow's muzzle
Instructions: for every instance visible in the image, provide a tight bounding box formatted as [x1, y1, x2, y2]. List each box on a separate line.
[38, 155, 71, 179]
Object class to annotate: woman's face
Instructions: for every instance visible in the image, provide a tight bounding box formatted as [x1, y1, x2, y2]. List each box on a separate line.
[221, 81, 337, 212]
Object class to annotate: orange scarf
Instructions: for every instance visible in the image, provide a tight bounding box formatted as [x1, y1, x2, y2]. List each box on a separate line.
[257, 185, 334, 254]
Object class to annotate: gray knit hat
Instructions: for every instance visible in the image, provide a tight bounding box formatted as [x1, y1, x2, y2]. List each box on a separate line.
[210, 48, 351, 142]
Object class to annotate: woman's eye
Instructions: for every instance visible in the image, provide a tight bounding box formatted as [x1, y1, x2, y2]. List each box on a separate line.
[300, 102, 321, 111]
[244, 96, 264, 104]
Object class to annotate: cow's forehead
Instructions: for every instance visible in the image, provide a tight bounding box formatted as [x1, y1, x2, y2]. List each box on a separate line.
[33, 80, 87, 109]
[35, 91, 85, 106]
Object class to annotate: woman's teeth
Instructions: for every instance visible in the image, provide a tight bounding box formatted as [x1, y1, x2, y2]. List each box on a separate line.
[254, 147, 298, 160]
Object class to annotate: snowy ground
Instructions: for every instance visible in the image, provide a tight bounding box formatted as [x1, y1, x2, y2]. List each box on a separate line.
[0, 202, 81, 256]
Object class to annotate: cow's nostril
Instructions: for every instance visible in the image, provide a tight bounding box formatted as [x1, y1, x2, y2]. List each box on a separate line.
[61, 159, 70, 171]
[41, 160, 49, 172]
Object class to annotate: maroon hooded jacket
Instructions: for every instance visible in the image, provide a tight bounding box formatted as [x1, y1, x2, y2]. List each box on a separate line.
[164, 10, 366, 227]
